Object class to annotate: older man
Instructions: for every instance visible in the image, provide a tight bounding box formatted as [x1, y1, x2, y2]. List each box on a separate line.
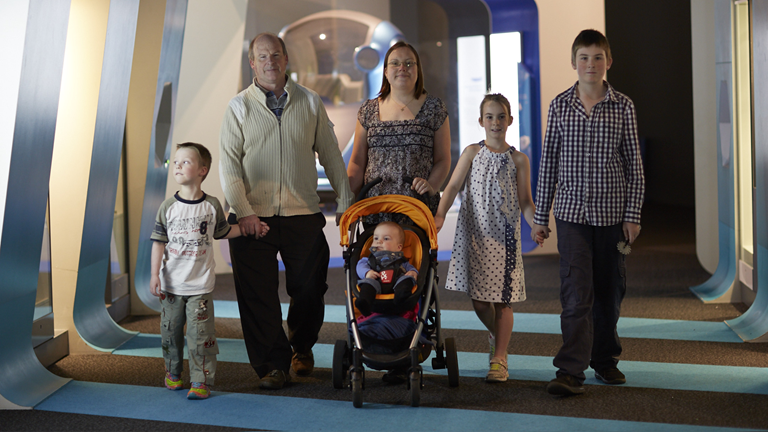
[220, 32, 353, 389]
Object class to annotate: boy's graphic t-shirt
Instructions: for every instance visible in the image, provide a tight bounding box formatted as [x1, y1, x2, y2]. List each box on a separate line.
[151, 193, 231, 295]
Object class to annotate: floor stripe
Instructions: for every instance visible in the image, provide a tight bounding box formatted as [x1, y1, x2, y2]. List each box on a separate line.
[35, 381, 759, 432]
[113, 335, 768, 396]
[213, 301, 743, 343]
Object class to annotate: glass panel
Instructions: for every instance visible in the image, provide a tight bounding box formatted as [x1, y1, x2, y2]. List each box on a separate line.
[282, 17, 369, 104]
[457, 35, 487, 153]
[734, 0, 754, 265]
[490, 32, 522, 150]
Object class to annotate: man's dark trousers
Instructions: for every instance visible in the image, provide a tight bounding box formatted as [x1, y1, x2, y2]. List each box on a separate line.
[228, 212, 329, 377]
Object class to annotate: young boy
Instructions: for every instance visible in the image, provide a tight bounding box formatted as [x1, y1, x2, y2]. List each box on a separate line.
[149, 142, 268, 399]
[355, 221, 418, 316]
[531, 30, 645, 396]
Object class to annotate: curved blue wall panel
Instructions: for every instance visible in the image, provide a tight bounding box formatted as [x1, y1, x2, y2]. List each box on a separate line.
[0, 0, 72, 407]
[73, 0, 141, 350]
[690, 1, 737, 303]
[727, 0, 768, 340]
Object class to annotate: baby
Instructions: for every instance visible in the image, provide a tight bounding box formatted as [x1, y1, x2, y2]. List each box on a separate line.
[355, 222, 419, 316]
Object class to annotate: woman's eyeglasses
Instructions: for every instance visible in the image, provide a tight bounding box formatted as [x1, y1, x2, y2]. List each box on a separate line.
[387, 60, 417, 69]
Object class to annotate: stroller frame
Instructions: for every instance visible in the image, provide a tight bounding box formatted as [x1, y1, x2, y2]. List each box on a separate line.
[334, 195, 459, 408]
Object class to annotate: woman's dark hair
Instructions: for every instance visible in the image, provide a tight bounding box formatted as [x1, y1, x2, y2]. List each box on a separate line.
[378, 41, 425, 100]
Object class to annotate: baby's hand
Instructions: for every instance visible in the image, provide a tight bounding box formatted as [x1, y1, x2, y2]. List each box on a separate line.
[365, 270, 379, 280]
[405, 270, 418, 279]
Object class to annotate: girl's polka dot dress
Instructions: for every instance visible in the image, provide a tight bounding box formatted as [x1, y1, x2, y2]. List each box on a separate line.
[445, 141, 525, 306]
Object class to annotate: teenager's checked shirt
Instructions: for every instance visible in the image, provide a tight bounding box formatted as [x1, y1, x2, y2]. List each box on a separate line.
[533, 82, 645, 227]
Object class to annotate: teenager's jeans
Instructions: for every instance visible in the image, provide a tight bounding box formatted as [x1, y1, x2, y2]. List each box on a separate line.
[161, 292, 218, 385]
[553, 219, 626, 384]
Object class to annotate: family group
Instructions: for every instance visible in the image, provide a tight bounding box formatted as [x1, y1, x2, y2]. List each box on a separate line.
[148, 28, 644, 400]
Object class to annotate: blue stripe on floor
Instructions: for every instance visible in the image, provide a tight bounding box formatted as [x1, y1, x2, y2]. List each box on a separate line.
[113, 335, 768, 396]
[212, 301, 743, 343]
[35, 381, 760, 432]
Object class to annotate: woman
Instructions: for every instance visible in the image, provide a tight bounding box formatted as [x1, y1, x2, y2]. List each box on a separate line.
[347, 41, 451, 224]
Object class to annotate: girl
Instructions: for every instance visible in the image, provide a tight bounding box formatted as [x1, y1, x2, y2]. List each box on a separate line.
[435, 93, 543, 383]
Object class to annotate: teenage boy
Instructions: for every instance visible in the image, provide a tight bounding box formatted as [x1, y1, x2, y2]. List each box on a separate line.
[531, 30, 645, 396]
[149, 143, 268, 399]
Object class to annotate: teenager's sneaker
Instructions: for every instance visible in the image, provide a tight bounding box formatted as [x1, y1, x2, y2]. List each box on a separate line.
[259, 369, 291, 390]
[595, 367, 626, 385]
[485, 358, 508, 383]
[187, 382, 210, 399]
[291, 350, 315, 376]
[165, 371, 182, 390]
[488, 333, 495, 362]
[546, 375, 585, 396]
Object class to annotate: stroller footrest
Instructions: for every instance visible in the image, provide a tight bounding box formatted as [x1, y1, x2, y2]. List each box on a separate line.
[362, 350, 411, 370]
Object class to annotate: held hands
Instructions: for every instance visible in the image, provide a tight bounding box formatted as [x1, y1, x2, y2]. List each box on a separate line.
[238, 215, 270, 238]
[531, 223, 551, 247]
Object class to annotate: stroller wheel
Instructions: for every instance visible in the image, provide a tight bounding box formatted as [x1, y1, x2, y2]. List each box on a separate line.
[351, 371, 363, 408]
[332, 340, 348, 389]
[445, 337, 459, 387]
[408, 370, 421, 407]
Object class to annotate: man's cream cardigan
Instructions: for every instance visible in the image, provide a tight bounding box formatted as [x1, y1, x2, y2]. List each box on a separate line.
[219, 77, 353, 219]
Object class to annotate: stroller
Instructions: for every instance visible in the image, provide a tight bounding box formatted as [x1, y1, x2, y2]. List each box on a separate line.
[335, 193, 459, 408]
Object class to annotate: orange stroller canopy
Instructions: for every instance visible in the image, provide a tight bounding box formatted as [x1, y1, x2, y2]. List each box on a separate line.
[339, 195, 438, 250]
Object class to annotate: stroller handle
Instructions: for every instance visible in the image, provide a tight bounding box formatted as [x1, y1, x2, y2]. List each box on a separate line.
[357, 176, 429, 205]
[356, 177, 383, 203]
[402, 176, 430, 205]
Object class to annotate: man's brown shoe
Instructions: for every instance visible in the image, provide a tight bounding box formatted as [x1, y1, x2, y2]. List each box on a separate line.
[291, 350, 314, 376]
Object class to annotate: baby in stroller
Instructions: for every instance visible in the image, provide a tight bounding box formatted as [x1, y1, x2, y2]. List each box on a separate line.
[355, 221, 419, 316]
[336, 195, 459, 407]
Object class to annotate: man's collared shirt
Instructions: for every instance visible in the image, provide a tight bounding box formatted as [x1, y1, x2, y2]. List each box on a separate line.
[533, 81, 645, 227]
[254, 77, 288, 120]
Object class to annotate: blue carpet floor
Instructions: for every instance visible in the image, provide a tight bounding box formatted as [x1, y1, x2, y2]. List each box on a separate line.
[35, 381, 762, 432]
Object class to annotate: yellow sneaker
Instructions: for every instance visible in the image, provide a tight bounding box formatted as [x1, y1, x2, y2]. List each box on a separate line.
[165, 371, 182, 390]
[187, 382, 210, 399]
